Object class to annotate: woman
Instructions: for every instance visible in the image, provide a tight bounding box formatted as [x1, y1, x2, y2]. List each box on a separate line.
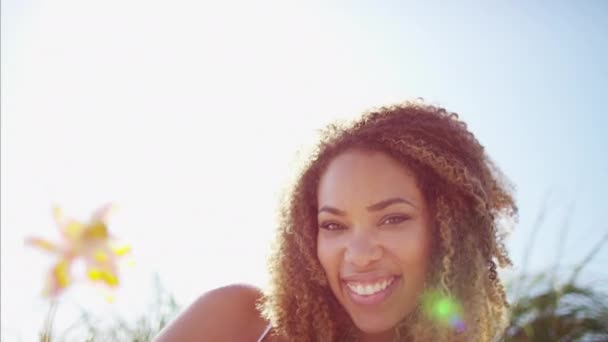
[155, 101, 516, 341]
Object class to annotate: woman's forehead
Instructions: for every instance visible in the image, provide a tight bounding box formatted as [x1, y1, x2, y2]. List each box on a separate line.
[317, 149, 424, 209]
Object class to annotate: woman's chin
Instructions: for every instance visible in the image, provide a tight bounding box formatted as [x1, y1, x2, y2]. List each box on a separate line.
[351, 316, 397, 336]
[353, 323, 396, 340]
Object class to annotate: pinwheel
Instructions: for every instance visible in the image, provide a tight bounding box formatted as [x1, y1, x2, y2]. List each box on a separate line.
[26, 204, 130, 298]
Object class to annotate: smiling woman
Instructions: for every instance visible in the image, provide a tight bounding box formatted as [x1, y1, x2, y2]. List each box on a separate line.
[316, 150, 435, 341]
[154, 101, 517, 342]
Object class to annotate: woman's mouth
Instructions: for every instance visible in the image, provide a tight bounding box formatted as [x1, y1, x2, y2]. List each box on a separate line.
[343, 275, 401, 306]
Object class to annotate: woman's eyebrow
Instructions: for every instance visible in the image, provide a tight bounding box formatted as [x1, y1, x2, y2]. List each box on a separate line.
[318, 197, 416, 216]
[366, 197, 416, 211]
[318, 206, 346, 216]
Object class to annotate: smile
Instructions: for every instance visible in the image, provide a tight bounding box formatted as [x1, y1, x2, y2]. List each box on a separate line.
[343, 276, 400, 305]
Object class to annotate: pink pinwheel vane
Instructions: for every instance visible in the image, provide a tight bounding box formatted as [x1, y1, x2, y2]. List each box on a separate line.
[26, 204, 131, 298]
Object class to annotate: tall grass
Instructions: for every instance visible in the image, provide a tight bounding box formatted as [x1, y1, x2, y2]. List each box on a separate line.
[504, 199, 608, 342]
[47, 275, 180, 342]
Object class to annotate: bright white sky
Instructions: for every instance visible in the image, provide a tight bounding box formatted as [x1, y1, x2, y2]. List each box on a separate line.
[2, 0, 607, 340]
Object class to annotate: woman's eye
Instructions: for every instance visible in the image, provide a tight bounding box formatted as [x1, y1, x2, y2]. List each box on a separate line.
[320, 222, 344, 231]
[382, 215, 409, 225]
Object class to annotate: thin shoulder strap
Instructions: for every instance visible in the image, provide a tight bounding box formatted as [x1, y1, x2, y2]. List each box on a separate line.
[257, 323, 272, 342]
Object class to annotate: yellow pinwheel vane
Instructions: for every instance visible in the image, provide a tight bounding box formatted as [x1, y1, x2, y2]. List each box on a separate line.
[26, 204, 131, 298]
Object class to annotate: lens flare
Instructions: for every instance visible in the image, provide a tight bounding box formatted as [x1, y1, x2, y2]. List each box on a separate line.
[421, 289, 466, 333]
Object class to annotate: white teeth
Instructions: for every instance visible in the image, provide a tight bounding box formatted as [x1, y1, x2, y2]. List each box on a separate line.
[346, 277, 394, 296]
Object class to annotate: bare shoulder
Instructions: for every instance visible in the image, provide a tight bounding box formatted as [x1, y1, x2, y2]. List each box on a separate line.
[153, 283, 269, 342]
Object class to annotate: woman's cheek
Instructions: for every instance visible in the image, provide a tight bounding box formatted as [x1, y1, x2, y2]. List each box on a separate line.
[316, 237, 336, 275]
[381, 226, 429, 261]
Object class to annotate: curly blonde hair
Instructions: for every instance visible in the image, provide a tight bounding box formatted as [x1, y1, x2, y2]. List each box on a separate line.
[258, 101, 517, 341]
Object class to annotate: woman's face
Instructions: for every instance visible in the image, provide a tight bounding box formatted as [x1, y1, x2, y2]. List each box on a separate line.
[316, 149, 433, 338]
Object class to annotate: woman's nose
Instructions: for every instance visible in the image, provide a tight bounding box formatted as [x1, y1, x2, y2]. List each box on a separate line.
[344, 233, 382, 268]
